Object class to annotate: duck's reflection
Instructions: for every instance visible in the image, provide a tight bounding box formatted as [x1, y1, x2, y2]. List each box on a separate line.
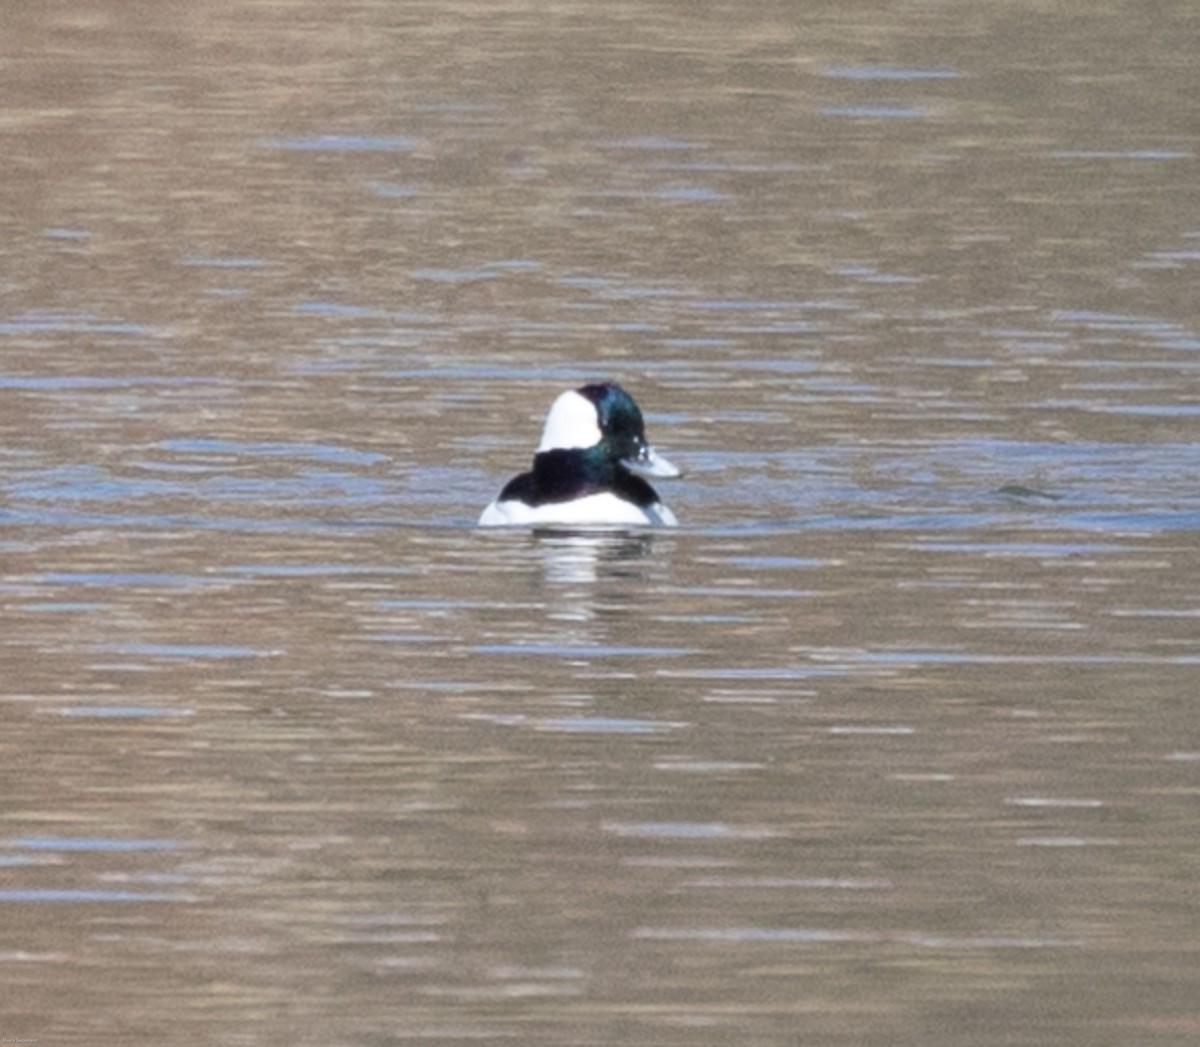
[533, 528, 658, 584]
[530, 529, 672, 622]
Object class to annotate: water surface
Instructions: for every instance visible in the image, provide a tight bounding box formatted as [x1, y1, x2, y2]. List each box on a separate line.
[2, 1, 1199, 1044]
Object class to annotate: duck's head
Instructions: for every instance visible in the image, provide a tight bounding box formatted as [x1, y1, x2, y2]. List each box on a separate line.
[536, 382, 680, 479]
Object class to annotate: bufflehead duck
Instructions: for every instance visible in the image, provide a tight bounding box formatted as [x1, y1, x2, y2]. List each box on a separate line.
[479, 382, 680, 527]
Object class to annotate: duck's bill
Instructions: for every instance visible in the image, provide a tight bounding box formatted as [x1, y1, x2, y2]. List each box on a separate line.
[623, 447, 681, 479]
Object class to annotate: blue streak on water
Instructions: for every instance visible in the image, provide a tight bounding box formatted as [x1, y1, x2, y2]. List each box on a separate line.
[21, 602, 108, 612]
[0, 311, 160, 337]
[472, 643, 697, 658]
[600, 137, 708, 150]
[1143, 249, 1200, 265]
[689, 298, 853, 312]
[0, 376, 217, 390]
[823, 105, 926, 119]
[379, 598, 477, 609]
[467, 714, 684, 734]
[6, 837, 180, 852]
[0, 507, 412, 535]
[1053, 309, 1184, 330]
[659, 338, 734, 349]
[56, 706, 192, 719]
[92, 643, 276, 659]
[1049, 149, 1191, 160]
[634, 927, 872, 943]
[725, 556, 830, 569]
[409, 268, 503, 282]
[11, 464, 188, 502]
[257, 134, 418, 152]
[180, 255, 272, 269]
[603, 821, 775, 839]
[635, 927, 1080, 948]
[293, 301, 390, 318]
[1099, 404, 1200, 417]
[379, 364, 631, 382]
[657, 666, 872, 680]
[39, 572, 232, 588]
[534, 717, 684, 734]
[847, 651, 1200, 666]
[824, 66, 959, 80]
[655, 186, 728, 202]
[160, 438, 388, 465]
[226, 564, 410, 578]
[370, 183, 420, 198]
[0, 890, 194, 903]
[482, 259, 541, 271]
[837, 265, 920, 284]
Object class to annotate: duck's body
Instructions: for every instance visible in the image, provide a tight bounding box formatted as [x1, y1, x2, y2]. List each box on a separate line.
[479, 383, 679, 528]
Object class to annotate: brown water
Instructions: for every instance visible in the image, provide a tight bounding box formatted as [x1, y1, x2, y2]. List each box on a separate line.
[2, 1, 1199, 1044]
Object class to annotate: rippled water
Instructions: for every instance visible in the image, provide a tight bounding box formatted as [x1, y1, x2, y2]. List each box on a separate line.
[2, 1, 1199, 1044]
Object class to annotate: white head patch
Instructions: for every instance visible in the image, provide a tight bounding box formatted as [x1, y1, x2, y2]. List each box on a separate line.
[536, 390, 602, 452]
